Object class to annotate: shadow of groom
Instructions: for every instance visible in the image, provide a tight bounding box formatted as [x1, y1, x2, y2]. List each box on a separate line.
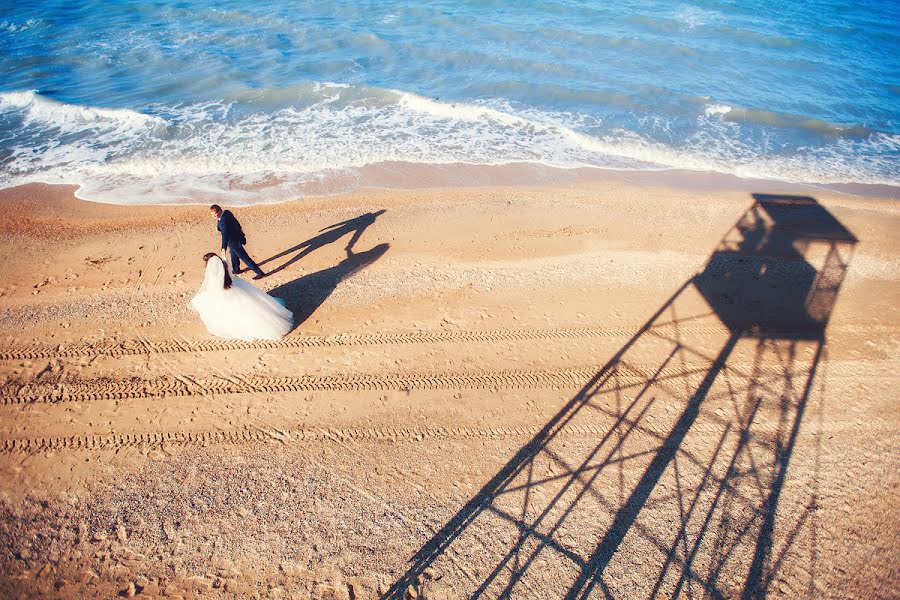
[270, 243, 390, 328]
[259, 209, 387, 276]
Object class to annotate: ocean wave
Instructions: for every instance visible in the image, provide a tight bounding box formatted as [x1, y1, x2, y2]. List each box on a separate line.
[0, 90, 164, 127]
[723, 106, 872, 137]
[0, 88, 897, 204]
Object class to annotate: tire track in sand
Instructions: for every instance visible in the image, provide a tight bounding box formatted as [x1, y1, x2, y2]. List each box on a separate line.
[0, 360, 802, 406]
[0, 367, 599, 405]
[0, 323, 737, 361]
[1, 417, 797, 454]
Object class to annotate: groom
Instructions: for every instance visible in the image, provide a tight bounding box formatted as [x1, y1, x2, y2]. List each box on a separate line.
[210, 204, 267, 279]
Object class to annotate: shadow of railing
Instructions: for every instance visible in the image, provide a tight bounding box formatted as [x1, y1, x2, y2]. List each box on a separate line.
[384, 194, 856, 599]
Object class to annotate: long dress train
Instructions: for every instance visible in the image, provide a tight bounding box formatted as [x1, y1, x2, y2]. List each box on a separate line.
[190, 257, 292, 341]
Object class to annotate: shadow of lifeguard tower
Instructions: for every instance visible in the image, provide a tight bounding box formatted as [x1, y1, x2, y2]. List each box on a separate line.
[385, 194, 856, 599]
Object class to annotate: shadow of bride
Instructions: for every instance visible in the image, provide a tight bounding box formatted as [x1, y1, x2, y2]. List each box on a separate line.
[259, 210, 387, 276]
[270, 243, 390, 327]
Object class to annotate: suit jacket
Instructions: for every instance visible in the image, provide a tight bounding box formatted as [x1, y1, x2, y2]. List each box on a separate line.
[217, 210, 246, 250]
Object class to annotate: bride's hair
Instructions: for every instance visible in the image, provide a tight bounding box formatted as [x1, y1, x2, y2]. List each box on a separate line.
[202, 252, 232, 289]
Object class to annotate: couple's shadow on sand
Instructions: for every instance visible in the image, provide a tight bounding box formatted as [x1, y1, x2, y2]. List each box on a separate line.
[259, 210, 388, 328]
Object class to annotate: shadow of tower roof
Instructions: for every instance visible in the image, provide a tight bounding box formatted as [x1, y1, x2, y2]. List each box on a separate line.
[693, 194, 857, 340]
[751, 194, 858, 243]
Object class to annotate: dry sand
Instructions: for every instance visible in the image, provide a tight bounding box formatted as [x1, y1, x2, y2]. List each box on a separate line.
[0, 180, 897, 598]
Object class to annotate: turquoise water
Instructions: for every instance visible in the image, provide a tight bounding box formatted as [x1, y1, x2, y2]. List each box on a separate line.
[1, 0, 898, 203]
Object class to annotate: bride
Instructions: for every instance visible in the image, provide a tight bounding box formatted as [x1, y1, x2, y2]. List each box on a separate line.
[190, 253, 293, 341]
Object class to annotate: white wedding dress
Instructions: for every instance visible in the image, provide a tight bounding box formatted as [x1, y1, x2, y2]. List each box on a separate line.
[190, 257, 293, 341]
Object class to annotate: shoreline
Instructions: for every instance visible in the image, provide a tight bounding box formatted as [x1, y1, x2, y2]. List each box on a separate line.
[6, 161, 898, 209]
[0, 179, 897, 598]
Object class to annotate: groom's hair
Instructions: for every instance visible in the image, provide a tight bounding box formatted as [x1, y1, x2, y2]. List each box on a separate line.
[202, 252, 232, 289]
[210, 204, 223, 214]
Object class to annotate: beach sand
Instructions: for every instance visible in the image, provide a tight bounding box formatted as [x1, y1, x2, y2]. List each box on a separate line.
[0, 180, 897, 598]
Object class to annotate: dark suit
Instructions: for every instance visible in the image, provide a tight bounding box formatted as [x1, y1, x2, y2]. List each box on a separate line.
[217, 210, 264, 277]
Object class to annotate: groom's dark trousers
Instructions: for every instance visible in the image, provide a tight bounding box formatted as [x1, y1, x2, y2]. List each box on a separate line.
[218, 209, 265, 277]
[228, 242, 264, 277]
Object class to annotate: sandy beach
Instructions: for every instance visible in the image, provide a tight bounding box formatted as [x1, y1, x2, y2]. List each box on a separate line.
[0, 178, 896, 598]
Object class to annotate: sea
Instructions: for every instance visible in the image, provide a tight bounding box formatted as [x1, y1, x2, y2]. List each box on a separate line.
[1, 0, 898, 204]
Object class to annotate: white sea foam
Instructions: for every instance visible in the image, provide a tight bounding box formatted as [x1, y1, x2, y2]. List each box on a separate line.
[397, 91, 527, 127]
[0, 89, 897, 205]
[0, 19, 39, 33]
[0, 90, 164, 127]
[704, 103, 732, 117]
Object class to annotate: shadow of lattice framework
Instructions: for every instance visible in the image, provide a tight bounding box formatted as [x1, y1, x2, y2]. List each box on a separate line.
[385, 194, 857, 599]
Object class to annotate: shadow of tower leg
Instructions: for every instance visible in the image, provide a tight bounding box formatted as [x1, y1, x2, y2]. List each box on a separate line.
[565, 334, 740, 599]
[381, 281, 696, 599]
[742, 341, 824, 600]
